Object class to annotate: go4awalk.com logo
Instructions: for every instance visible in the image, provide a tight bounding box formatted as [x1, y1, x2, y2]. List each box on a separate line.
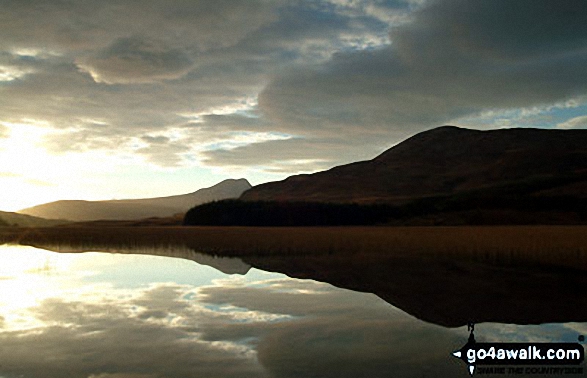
[452, 324, 585, 376]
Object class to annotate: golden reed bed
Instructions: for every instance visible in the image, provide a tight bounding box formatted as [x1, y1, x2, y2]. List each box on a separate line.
[0, 225, 586, 270]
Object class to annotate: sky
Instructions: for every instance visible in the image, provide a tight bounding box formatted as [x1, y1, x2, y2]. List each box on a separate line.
[1, 0, 586, 211]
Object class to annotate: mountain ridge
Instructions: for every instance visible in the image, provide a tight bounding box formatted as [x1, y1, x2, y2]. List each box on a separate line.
[19, 178, 252, 222]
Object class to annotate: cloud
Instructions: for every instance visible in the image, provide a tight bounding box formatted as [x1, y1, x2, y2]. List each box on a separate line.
[43, 126, 127, 154]
[0, 0, 407, 173]
[192, 0, 587, 169]
[141, 135, 170, 145]
[0, 1, 415, 180]
[0, 0, 285, 158]
[557, 115, 587, 129]
[0, 0, 279, 52]
[256, 0, 587, 144]
[0, 64, 32, 81]
[135, 142, 192, 167]
[2, 0, 586, 176]
[201, 137, 377, 172]
[77, 37, 195, 84]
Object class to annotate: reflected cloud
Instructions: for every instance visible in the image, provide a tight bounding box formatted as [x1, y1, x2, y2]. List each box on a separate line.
[198, 278, 466, 378]
[0, 306, 267, 378]
[0, 284, 267, 378]
[0, 276, 465, 378]
[0, 246, 462, 377]
[0, 245, 584, 378]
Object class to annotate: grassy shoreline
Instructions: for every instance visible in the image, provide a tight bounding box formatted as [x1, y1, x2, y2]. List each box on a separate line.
[2, 225, 586, 327]
[0, 225, 586, 270]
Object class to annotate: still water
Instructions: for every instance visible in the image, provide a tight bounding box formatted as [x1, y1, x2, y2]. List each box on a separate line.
[0, 245, 584, 377]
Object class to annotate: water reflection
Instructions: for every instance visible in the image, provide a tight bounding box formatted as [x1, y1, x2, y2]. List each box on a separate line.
[0, 245, 584, 377]
[242, 253, 587, 327]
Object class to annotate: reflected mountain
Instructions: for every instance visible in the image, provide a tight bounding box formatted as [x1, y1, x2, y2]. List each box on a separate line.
[16, 241, 587, 328]
[241, 253, 587, 328]
[32, 244, 251, 276]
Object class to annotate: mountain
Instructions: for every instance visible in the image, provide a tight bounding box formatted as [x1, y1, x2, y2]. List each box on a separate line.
[241, 126, 587, 204]
[19, 179, 252, 222]
[0, 211, 68, 227]
[235, 126, 587, 225]
[25, 243, 251, 275]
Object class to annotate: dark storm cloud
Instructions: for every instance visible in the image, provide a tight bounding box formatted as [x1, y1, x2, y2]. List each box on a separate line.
[257, 0, 587, 145]
[0, 0, 279, 51]
[201, 136, 381, 171]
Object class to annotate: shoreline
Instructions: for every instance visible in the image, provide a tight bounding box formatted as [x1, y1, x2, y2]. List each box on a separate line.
[0, 225, 586, 270]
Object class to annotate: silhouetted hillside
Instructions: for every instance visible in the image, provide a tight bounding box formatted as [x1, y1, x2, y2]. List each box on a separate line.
[232, 126, 587, 225]
[19, 179, 251, 222]
[241, 126, 587, 204]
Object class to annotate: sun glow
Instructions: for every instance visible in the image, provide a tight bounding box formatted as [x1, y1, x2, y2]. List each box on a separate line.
[0, 246, 77, 330]
[0, 121, 79, 210]
[0, 117, 284, 212]
[0, 120, 150, 211]
[0, 246, 135, 332]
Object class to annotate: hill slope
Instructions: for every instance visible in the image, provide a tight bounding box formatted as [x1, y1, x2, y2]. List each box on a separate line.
[0, 211, 68, 227]
[19, 179, 251, 222]
[241, 126, 587, 205]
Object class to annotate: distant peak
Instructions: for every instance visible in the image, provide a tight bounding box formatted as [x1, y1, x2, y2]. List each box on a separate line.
[213, 178, 251, 187]
[193, 178, 252, 194]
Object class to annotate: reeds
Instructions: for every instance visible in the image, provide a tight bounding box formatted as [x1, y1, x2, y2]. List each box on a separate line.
[0, 225, 586, 270]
